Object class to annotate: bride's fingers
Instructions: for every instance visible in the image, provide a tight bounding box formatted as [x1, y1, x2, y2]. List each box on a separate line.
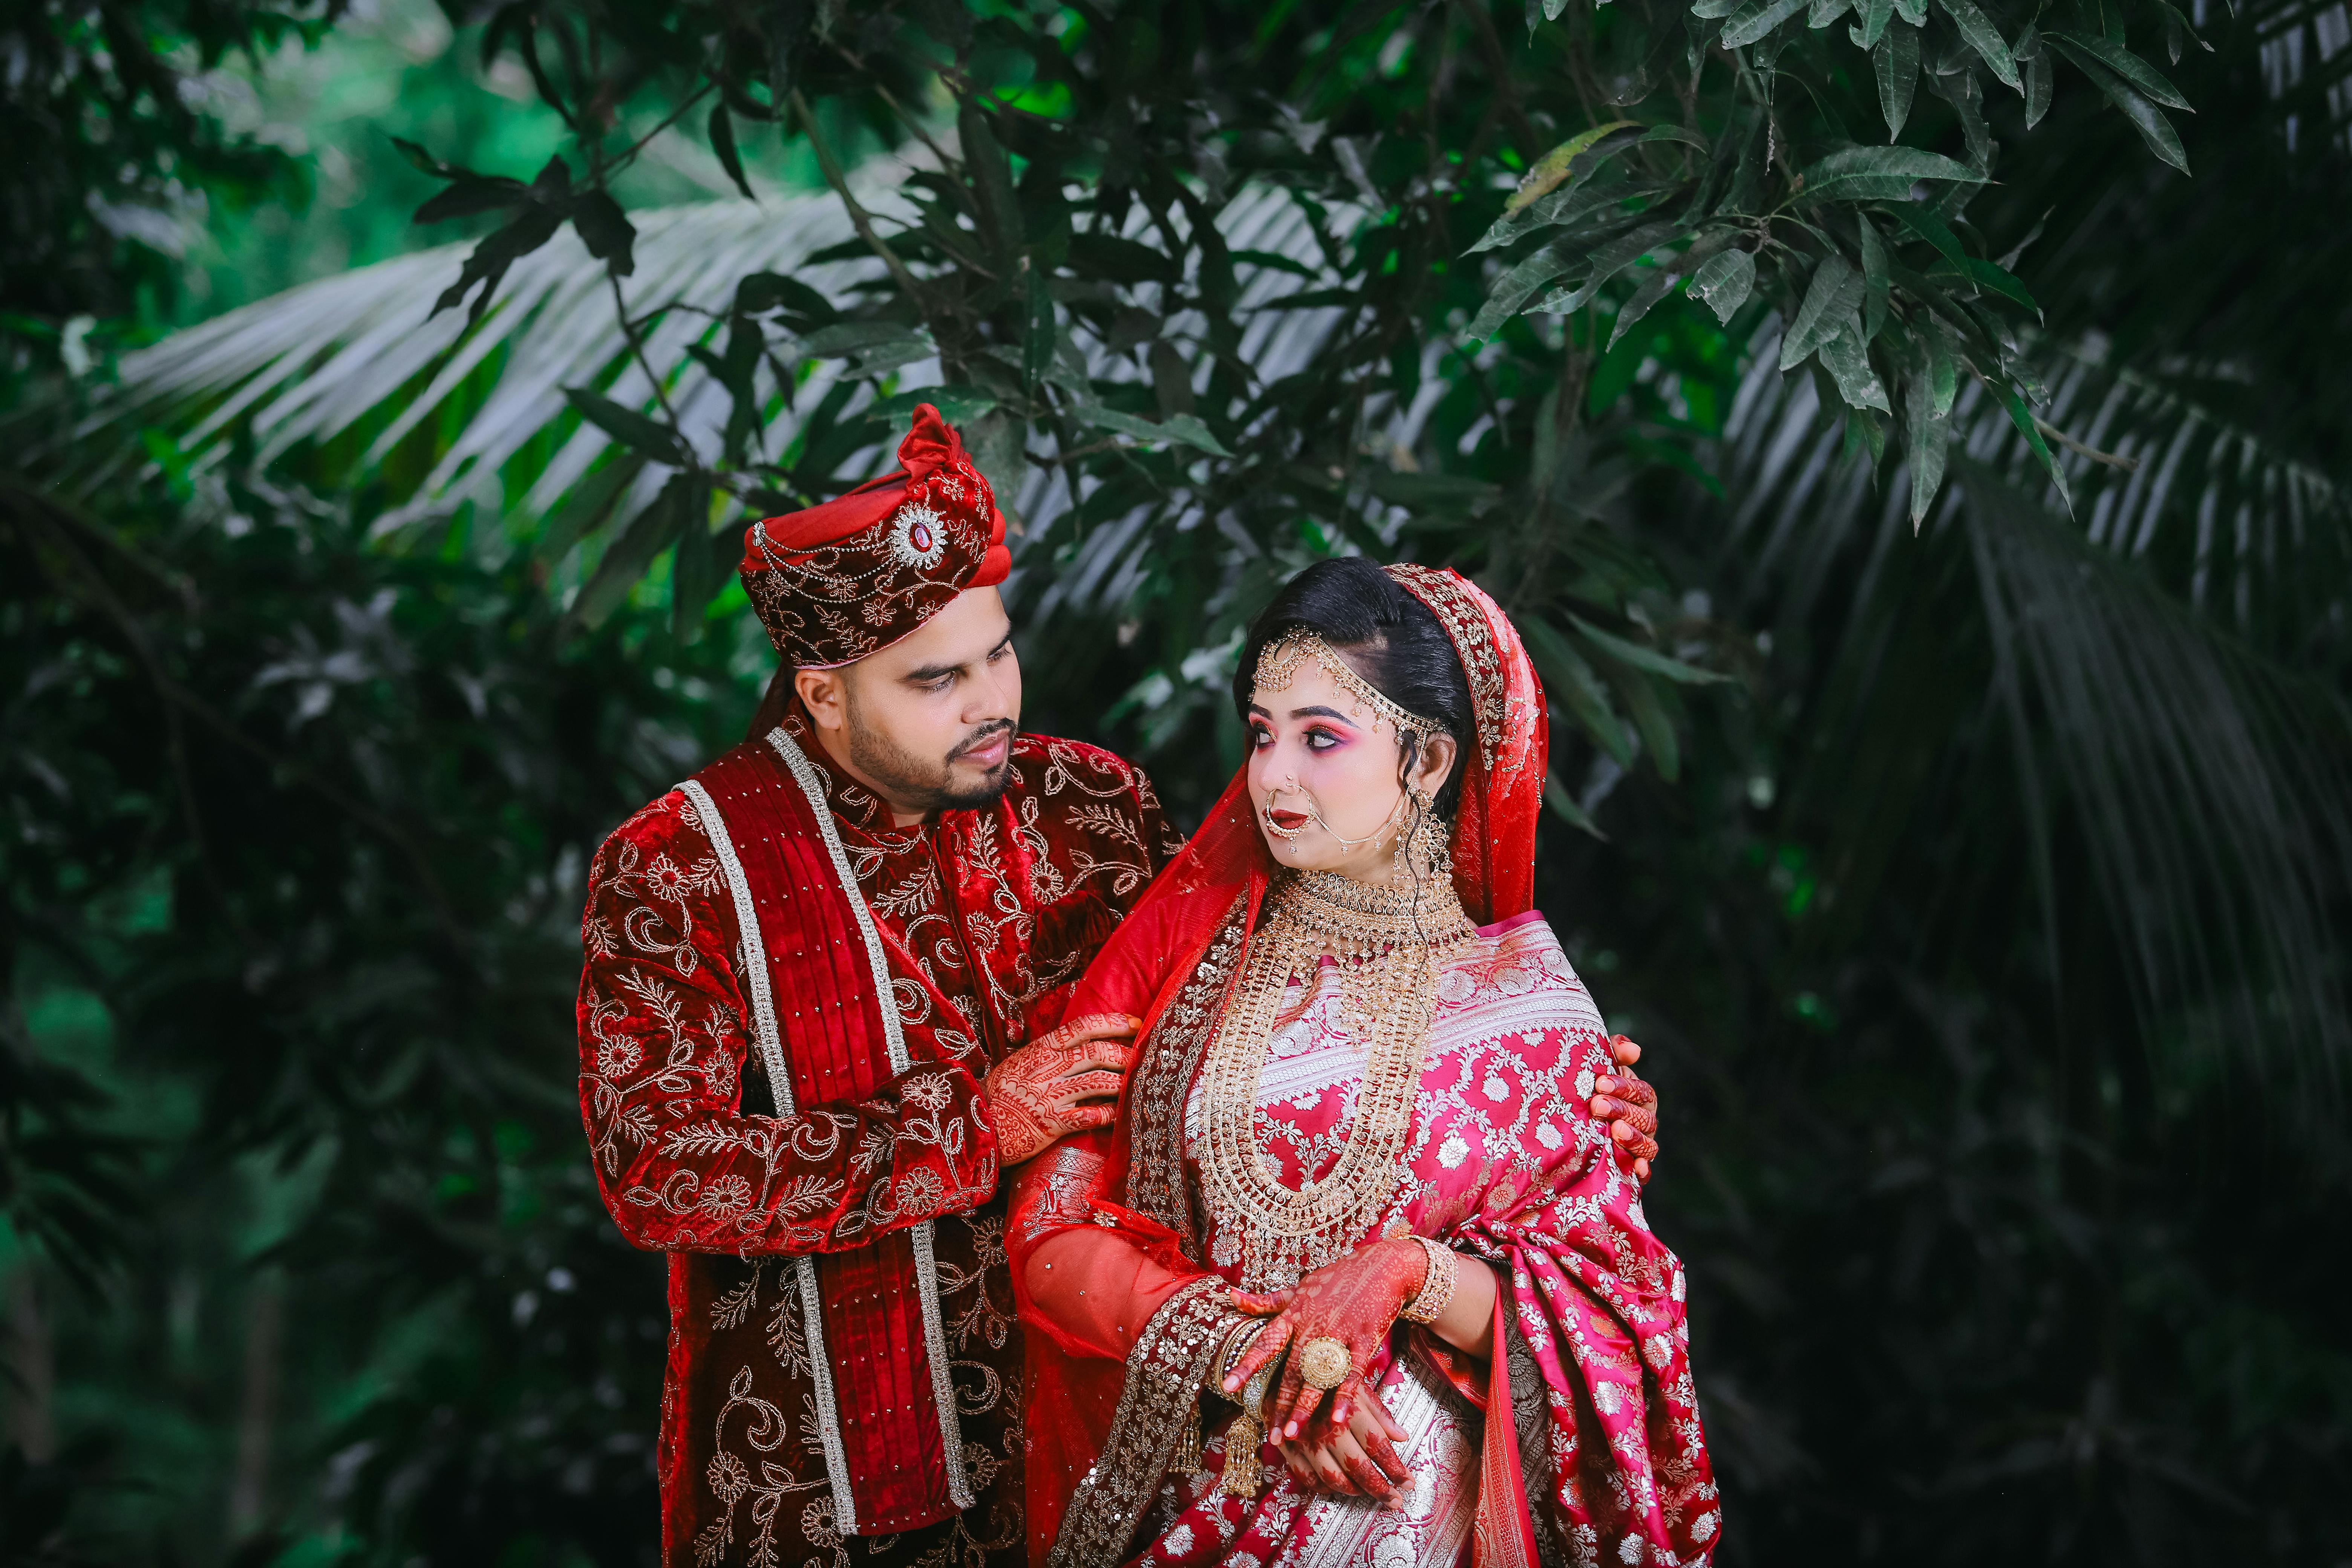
[1271, 1352, 1321, 1437]
[1224, 1316, 1293, 1393]
[1231, 1289, 1289, 1316]
[1049, 1070, 1125, 1108]
[1327, 1429, 1396, 1503]
[1276, 1361, 1335, 1438]
[1353, 1401, 1409, 1485]
[1276, 1438, 1319, 1493]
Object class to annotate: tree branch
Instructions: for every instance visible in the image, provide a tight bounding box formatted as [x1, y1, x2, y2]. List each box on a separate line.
[790, 89, 931, 309]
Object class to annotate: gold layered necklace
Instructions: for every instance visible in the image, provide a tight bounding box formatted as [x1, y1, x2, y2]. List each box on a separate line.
[1199, 868, 1476, 1290]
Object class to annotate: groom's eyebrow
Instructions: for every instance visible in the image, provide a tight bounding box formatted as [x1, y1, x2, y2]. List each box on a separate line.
[902, 631, 1013, 685]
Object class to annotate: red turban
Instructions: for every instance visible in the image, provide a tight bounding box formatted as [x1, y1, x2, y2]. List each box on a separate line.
[739, 404, 1011, 668]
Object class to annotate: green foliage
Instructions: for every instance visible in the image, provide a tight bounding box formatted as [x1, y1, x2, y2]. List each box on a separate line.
[0, 0, 328, 387]
[6, 0, 2352, 1562]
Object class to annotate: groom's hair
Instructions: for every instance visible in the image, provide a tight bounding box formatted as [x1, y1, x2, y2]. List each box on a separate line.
[1233, 558, 1476, 819]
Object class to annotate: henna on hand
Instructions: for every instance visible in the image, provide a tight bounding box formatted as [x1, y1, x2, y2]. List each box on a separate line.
[1591, 1033, 1661, 1181]
[1225, 1236, 1429, 1438]
[1274, 1375, 1410, 1502]
[981, 1013, 1139, 1166]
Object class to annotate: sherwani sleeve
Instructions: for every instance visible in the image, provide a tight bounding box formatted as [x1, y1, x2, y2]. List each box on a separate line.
[577, 792, 998, 1256]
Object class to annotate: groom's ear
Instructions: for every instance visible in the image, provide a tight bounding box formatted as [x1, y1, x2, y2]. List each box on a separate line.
[795, 666, 849, 733]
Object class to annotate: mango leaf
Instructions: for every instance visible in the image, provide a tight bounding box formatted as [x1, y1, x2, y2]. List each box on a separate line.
[1875, 24, 1920, 139]
[1468, 240, 1583, 339]
[535, 453, 646, 565]
[1994, 380, 2073, 510]
[1966, 257, 2041, 317]
[1519, 618, 1637, 764]
[707, 104, 755, 201]
[2044, 29, 2192, 108]
[563, 387, 688, 466]
[1691, 0, 1748, 20]
[1547, 220, 1686, 314]
[862, 386, 1003, 427]
[412, 177, 529, 224]
[1879, 199, 1971, 271]
[1071, 403, 1231, 456]
[1797, 144, 1982, 202]
[1476, 172, 1666, 256]
[1936, 0, 2021, 89]
[1505, 120, 1638, 213]
[1571, 615, 1732, 684]
[429, 204, 563, 323]
[571, 475, 696, 631]
[735, 272, 838, 324]
[1892, 0, 1925, 28]
[1608, 265, 1681, 349]
[1722, 0, 1810, 48]
[1602, 656, 1683, 781]
[1782, 255, 1863, 371]
[2023, 48, 2054, 126]
[1905, 369, 1951, 526]
[1690, 248, 1757, 323]
[1809, 0, 1856, 28]
[2045, 38, 2192, 172]
[1850, 0, 1895, 49]
[1820, 323, 1893, 412]
[1924, 317, 1960, 415]
[571, 192, 636, 277]
[1022, 262, 1055, 397]
[1858, 215, 1891, 340]
[670, 492, 727, 643]
[1158, 413, 1233, 456]
[1543, 772, 1608, 839]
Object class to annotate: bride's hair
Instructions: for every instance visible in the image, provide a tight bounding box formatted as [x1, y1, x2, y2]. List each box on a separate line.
[1232, 558, 1476, 819]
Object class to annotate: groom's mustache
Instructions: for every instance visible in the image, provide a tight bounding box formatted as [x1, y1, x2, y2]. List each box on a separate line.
[948, 720, 1016, 765]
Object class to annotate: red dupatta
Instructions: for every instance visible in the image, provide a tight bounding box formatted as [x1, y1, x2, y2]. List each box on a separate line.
[1009, 566, 1550, 1565]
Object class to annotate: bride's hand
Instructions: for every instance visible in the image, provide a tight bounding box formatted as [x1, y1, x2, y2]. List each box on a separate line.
[1223, 1236, 1429, 1439]
[1273, 1384, 1411, 1503]
[980, 1013, 1138, 1166]
[1594, 1034, 1661, 1182]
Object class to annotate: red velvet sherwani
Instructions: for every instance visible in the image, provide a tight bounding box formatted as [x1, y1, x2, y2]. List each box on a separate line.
[578, 717, 1179, 1568]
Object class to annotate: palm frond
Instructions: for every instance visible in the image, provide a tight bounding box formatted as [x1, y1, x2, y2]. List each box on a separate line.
[1715, 332, 2352, 1096]
[78, 184, 1355, 577]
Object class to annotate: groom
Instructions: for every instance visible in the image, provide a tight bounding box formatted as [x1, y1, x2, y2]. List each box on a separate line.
[575, 405, 1661, 1568]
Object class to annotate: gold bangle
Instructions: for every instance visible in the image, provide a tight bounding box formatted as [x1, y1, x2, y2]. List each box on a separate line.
[1212, 1315, 1269, 1391]
[1396, 1235, 1458, 1326]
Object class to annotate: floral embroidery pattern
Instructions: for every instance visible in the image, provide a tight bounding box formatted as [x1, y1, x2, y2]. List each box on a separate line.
[579, 729, 1176, 1568]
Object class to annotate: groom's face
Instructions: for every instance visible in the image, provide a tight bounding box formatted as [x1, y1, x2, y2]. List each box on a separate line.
[796, 587, 1023, 825]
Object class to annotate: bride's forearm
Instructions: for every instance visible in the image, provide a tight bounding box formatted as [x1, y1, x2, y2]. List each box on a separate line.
[1425, 1248, 1498, 1359]
[1023, 1228, 1190, 1360]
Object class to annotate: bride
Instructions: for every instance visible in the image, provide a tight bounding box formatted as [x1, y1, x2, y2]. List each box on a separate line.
[1007, 560, 1717, 1568]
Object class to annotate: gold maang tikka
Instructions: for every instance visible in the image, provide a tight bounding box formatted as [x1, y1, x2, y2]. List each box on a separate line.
[1254, 629, 1442, 850]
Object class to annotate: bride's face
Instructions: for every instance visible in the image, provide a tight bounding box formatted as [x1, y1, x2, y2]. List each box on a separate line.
[1245, 651, 1456, 884]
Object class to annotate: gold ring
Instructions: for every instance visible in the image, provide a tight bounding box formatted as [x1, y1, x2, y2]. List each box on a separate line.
[1298, 1337, 1351, 1391]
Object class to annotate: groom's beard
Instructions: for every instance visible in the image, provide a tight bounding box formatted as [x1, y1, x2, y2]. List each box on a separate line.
[842, 704, 1018, 816]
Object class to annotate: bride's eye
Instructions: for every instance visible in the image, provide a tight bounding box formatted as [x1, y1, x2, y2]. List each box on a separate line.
[1303, 727, 1342, 752]
[1249, 723, 1274, 749]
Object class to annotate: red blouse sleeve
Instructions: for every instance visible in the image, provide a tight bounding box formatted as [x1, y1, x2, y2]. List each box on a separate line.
[577, 792, 998, 1256]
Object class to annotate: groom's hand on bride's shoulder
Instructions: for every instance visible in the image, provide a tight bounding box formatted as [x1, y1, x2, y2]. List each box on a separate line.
[980, 1013, 1140, 1166]
[1591, 1034, 1661, 1183]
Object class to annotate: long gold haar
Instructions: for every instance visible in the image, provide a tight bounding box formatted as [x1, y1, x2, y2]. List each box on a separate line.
[1202, 630, 1474, 1290]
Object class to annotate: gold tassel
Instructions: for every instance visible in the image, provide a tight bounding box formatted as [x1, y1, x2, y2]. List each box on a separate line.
[1170, 1399, 1203, 1476]
[1220, 1407, 1263, 1496]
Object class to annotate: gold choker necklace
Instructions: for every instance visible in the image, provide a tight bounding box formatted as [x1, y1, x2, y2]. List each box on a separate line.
[1197, 869, 1475, 1289]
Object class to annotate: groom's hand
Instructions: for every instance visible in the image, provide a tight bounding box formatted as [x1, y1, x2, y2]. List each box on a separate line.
[1591, 1034, 1661, 1182]
[981, 1013, 1139, 1166]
